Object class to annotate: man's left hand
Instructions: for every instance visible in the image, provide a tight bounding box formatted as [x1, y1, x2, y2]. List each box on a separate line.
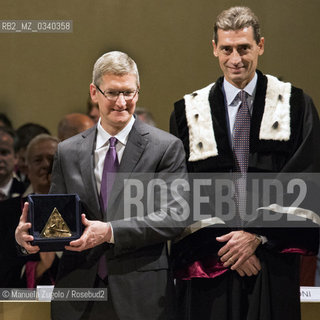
[65, 214, 112, 252]
[216, 230, 261, 270]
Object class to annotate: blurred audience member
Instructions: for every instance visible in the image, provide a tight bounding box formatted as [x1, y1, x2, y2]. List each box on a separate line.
[135, 107, 156, 126]
[0, 131, 55, 288]
[0, 113, 13, 128]
[23, 134, 58, 196]
[87, 94, 100, 123]
[23, 134, 60, 288]
[16, 123, 50, 186]
[57, 113, 94, 141]
[0, 127, 26, 200]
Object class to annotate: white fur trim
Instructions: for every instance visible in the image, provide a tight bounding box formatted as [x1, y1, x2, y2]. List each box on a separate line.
[184, 83, 218, 162]
[259, 75, 291, 141]
[257, 203, 320, 225]
[184, 75, 292, 162]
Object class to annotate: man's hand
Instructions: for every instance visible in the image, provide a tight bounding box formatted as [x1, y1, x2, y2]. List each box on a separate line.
[234, 254, 261, 277]
[216, 230, 261, 270]
[65, 214, 112, 252]
[15, 202, 40, 254]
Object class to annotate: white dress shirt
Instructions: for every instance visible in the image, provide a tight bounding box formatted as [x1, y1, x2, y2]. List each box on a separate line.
[0, 176, 13, 197]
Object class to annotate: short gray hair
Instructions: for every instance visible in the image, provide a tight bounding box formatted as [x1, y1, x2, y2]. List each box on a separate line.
[214, 6, 261, 44]
[26, 134, 59, 164]
[92, 51, 140, 87]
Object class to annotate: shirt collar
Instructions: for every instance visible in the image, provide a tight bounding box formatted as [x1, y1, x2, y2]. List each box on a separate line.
[223, 72, 258, 106]
[0, 176, 13, 196]
[96, 116, 135, 149]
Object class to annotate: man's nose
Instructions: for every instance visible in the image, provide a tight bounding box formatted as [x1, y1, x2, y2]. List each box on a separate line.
[230, 49, 241, 64]
[115, 93, 127, 107]
[41, 158, 51, 169]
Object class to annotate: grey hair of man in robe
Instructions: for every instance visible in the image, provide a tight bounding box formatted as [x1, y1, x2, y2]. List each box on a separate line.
[213, 6, 261, 44]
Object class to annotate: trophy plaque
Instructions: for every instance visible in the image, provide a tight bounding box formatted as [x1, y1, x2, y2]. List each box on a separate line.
[40, 207, 72, 238]
[28, 194, 82, 251]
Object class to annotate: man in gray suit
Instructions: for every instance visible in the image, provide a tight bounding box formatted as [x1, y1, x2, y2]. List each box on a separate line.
[16, 51, 188, 320]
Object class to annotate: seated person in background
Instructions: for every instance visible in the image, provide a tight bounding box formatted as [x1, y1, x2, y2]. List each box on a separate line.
[15, 122, 50, 189]
[0, 127, 28, 287]
[23, 134, 60, 288]
[134, 107, 156, 127]
[57, 113, 94, 141]
[86, 94, 100, 124]
[23, 134, 58, 195]
[0, 127, 26, 200]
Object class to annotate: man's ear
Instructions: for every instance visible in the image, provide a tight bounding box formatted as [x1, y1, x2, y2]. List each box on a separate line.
[90, 83, 98, 103]
[258, 37, 265, 56]
[135, 86, 140, 102]
[212, 40, 218, 57]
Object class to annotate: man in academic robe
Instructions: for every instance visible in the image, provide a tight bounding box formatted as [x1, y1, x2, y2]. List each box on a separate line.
[16, 51, 188, 320]
[170, 6, 320, 320]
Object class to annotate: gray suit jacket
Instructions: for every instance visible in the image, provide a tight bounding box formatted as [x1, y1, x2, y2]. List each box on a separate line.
[50, 119, 188, 320]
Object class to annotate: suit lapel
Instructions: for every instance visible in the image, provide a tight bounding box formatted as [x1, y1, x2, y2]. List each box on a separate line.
[78, 126, 102, 220]
[107, 121, 149, 220]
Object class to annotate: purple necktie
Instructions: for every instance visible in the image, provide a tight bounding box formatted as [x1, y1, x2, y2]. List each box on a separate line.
[98, 137, 119, 281]
[233, 91, 250, 223]
[99, 137, 119, 213]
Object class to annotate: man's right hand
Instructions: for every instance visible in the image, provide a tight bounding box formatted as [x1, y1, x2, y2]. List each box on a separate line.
[15, 202, 40, 254]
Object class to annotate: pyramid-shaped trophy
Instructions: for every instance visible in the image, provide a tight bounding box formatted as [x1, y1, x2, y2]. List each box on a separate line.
[40, 207, 72, 238]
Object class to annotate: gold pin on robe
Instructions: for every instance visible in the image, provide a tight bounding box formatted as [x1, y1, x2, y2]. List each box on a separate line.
[40, 207, 72, 238]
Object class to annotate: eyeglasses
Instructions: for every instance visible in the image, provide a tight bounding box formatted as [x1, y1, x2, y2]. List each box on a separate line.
[95, 85, 139, 102]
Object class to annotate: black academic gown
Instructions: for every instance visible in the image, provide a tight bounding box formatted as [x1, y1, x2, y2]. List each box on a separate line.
[170, 70, 320, 320]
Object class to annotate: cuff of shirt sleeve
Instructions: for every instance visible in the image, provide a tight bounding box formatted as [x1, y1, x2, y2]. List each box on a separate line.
[108, 223, 114, 244]
[256, 234, 268, 245]
[16, 242, 29, 256]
